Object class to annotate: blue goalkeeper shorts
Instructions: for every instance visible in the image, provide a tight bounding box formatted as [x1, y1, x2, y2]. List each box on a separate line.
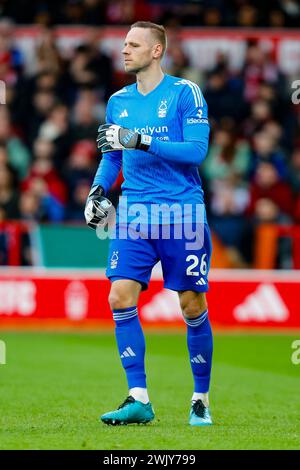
[106, 223, 212, 292]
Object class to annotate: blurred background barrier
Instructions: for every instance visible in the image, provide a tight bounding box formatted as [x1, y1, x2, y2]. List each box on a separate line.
[37, 223, 110, 267]
[1, 221, 300, 269]
[0, 267, 299, 330]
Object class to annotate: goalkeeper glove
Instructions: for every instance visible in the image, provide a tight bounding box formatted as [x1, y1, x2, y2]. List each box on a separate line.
[84, 185, 112, 229]
[96, 123, 152, 153]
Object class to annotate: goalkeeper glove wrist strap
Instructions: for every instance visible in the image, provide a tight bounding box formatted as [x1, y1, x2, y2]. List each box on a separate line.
[136, 134, 152, 152]
[90, 185, 105, 197]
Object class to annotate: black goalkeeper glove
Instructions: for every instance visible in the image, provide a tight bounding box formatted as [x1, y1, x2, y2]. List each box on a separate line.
[84, 185, 112, 229]
[96, 123, 152, 153]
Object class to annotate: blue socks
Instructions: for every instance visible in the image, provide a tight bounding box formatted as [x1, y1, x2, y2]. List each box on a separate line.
[184, 310, 213, 393]
[113, 306, 212, 395]
[113, 306, 146, 389]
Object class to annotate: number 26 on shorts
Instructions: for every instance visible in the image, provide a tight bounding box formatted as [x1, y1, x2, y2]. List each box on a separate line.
[186, 254, 207, 276]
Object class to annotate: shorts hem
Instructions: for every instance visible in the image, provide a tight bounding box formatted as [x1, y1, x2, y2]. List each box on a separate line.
[108, 274, 149, 291]
[164, 283, 209, 293]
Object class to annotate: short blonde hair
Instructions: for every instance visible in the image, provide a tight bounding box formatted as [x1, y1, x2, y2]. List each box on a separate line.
[130, 21, 167, 57]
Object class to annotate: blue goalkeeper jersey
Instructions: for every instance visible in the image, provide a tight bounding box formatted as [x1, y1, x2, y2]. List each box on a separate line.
[94, 74, 210, 224]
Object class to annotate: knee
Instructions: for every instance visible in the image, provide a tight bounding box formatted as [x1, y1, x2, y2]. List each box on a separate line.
[180, 296, 208, 320]
[108, 289, 137, 311]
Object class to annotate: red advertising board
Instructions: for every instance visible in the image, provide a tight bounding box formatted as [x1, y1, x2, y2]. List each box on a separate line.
[0, 268, 299, 330]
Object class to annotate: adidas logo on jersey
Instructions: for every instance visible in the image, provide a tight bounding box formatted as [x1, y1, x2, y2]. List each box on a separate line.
[195, 278, 206, 286]
[233, 284, 289, 322]
[119, 109, 128, 118]
[120, 347, 136, 358]
[191, 354, 206, 364]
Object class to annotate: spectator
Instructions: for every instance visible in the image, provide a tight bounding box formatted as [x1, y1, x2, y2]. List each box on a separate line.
[269, 9, 286, 27]
[203, 7, 222, 26]
[22, 138, 67, 221]
[19, 190, 42, 221]
[61, 0, 85, 24]
[0, 107, 31, 179]
[71, 89, 101, 141]
[25, 89, 57, 146]
[69, 44, 99, 89]
[82, 0, 107, 26]
[105, 0, 154, 25]
[205, 69, 245, 123]
[0, 40, 17, 87]
[202, 128, 251, 183]
[0, 143, 8, 166]
[208, 178, 251, 266]
[38, 103, 72, 167]
[35, 26, 63, 75]
[247, 161, 294, 222]
[236, 4, 259, 27]
[249, 131, 287, 179]
[65, 179, 91, 220]
[242, 44, 282, 103]
[164, 42, 202, 84]
[39, 103, 69, 142]
[80, 27, 114, 100]
[0, 18, 24, 78]
[0, 164, 19, 220]
[288, 147, 300, 193]
[243, 99, 273, 138]
[63, 139, 96, 193]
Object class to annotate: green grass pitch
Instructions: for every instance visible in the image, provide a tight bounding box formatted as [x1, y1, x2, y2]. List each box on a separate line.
[0, 331, 299, 450]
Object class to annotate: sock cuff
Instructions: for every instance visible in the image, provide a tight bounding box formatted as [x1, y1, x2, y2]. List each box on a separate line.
[113, 306, 138, 322]
[184, 309, 208, 327]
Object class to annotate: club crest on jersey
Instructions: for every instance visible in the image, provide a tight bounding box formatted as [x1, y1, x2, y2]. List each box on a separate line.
[158, 100, 167, 118]
[110, 251, 119, 269]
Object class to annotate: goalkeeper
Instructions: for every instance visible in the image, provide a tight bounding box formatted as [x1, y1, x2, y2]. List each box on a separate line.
[85, 21, 213, 426]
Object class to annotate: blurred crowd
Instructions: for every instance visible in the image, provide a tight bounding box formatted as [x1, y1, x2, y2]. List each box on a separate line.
[0, 0, 300, 28]
[0, 12, 300, 266]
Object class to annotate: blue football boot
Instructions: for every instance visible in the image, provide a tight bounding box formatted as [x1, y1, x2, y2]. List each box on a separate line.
[100, 396, 155, 425]
[189, 399, 213, 426]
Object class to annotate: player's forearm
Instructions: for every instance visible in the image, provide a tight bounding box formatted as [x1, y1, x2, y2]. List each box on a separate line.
[148, 138, 209, 165]
[92, 151, 122, 193]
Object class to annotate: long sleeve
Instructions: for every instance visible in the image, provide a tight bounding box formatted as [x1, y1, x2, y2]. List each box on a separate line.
[92, 98, 122, 193]
[148, 134, 209, 166]
[92, 151, 122, 193]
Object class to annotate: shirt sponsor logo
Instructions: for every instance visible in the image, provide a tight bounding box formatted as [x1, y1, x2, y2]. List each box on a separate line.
[134, 125, 168, 135]
[186, 118, 208, 124]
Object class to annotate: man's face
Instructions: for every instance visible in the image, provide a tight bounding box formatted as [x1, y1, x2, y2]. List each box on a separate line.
[122, 27, 157, 73]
